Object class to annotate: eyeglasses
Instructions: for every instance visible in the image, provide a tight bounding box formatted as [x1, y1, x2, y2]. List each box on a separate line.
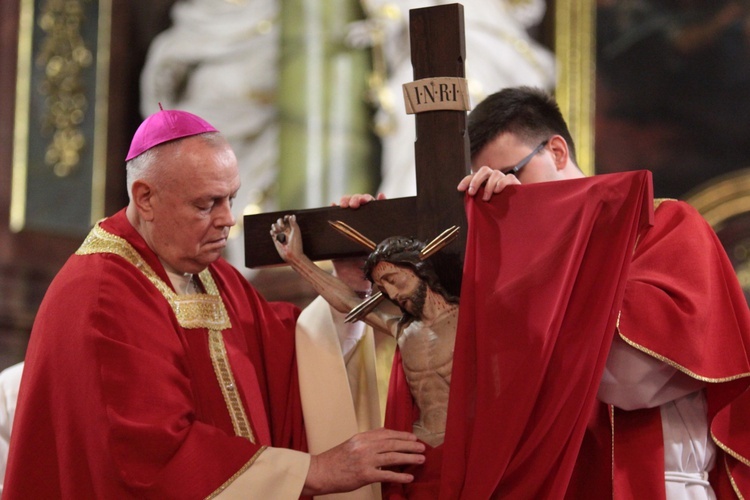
[502, 140, 549, 177]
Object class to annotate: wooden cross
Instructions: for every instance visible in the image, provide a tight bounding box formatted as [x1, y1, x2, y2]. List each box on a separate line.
[243, 3, 470, 297]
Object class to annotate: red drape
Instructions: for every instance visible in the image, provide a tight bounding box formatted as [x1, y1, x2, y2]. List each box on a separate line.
[570, 198, 750, 498]
[384, 171, 654, 498]
[440, 171, 653, 498]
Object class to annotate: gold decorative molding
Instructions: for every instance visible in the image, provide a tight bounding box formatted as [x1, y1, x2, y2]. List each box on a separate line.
[91, 0, 111, 227]
[10, 0, 35, 233]
[685, 169, 750, 295]
[11, 0, 111, 234]
[684, 169, 750, 230]
[36, 0, 92, 178]
[554, 0, 596, 176]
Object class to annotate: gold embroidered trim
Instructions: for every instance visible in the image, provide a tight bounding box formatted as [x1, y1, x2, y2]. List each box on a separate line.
[205, 446, 267, 500]
[653, 198, 675, 210]
[617, 329, 750, 383]
[76, 222, 231, 331]
[712, 429, 750, 468]
[76, 220, 258, 443]
[723, 453, 745, 500]
[619, 196, 750, 382]
[209, 329, 255, 443]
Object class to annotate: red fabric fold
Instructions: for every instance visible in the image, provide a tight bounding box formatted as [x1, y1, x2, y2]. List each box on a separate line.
[385, 171, 654, 498]
[383, 348, 428, 499]
[383, 171, 750, 498]
[612, 407, 666, 498]
[585, 199, 750, 498]
[620, 200, 750, 380]
[440, 171, 653, 499]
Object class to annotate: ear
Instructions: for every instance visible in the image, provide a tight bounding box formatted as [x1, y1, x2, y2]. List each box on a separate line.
[131, 180, 156, 222]
[547, 135, 570, 172]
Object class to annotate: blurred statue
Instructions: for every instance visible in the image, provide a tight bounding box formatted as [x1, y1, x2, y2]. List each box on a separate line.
[350, 0, 556, 196]
[140, 0, 281, 270]
[140, 0, 556, 268]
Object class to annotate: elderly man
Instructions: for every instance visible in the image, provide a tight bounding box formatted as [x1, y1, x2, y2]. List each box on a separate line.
[3, 109, 423, 498]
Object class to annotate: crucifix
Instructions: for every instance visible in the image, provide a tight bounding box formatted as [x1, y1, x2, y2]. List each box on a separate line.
[243, 3, 471, 297]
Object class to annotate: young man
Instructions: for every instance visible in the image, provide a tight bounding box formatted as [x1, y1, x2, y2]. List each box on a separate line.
[457, 86, 750, 499]
[3, 109, 424, 498]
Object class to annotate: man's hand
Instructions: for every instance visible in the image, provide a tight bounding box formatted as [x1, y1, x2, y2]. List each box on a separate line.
[336, 192, 387, 209]
[270, 214, 302, 264]
[457, 166, 520, 201]
[302, 428, 426, 496]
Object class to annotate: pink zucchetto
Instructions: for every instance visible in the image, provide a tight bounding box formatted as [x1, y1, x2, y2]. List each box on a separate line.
[125, 108, 218, 161]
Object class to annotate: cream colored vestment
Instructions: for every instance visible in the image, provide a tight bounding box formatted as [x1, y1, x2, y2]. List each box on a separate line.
[296, 296, 396, 500]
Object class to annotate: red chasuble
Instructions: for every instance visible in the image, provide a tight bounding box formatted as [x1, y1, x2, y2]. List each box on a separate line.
[4, 209, 306, 499]
[384, 171, 654, 498]
[568, 199, 750, 499]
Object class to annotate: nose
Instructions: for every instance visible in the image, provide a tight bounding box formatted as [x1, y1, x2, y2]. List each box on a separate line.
[214, 199, 236, 228]
[380, 283, 397, 300]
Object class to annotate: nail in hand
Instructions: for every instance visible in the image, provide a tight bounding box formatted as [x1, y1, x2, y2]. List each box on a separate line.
[276, 233, 286, 244]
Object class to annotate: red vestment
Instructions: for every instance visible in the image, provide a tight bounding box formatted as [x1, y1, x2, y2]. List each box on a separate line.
[4, 209, 307, 499]
[385, 170, 750, 498]
[385, 171, 653, 498]
[567, 198, 750, 499]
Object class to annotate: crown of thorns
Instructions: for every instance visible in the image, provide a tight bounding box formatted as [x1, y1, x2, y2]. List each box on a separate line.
[327, 220, 459, 323]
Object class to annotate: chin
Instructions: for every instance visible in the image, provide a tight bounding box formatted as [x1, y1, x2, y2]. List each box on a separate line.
[201, 253, 223, 267]
[186, 255, 219, 274]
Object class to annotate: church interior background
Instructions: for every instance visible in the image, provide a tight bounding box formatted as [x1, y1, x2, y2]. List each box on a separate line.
[1, 0, 749, 372]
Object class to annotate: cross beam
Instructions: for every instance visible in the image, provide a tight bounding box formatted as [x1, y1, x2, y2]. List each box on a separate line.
[244, 3, 470, 296]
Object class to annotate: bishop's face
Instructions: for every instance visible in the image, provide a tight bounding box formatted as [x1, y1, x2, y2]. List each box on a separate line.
[371, 261, 427, 318]
[144, 137, 240, 275]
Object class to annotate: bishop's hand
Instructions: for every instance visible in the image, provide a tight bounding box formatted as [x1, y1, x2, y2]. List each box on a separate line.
[270, 214, 303, 264]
